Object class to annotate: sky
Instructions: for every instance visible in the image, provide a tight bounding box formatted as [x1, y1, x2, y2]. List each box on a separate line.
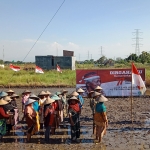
[0, 0, 150, 62]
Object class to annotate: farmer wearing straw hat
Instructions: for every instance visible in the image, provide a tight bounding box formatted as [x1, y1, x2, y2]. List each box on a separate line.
[90, 91, 101, 134]
[24, 98, 36, 142]
[68, 96, 81, 143]
[95, 86, 103, 92]
[38, 91, 47, 129]
[94, 95, 108, 143]
[55, 91, 64, 124]
[70, 91, 79, 97]
[43, 97, 55, 143]
[77, 88, 85, 109]
[29, 94, 40, 133]
[6, 89, 15, 96]
[0, 91, 8, 99]
[21, 90, 31, 122]
[61, 89, 68, 127]
[0, 98, 11, 142]
[3, 96, 15, 134]
[10, 94, 20, 129]
[51, 94, 61, 134]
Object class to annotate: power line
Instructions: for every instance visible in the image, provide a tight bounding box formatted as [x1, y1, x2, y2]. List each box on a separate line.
[22, 0, 66, 62]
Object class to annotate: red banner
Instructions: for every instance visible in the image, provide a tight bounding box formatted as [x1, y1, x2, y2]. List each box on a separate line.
[76, 68, 145, 97]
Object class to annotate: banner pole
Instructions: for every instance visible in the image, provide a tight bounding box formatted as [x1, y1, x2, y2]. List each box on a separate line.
[131, 62, 133, 124]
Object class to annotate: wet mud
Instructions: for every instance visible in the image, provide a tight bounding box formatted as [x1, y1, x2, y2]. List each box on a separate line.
[0, 88, 150, 150]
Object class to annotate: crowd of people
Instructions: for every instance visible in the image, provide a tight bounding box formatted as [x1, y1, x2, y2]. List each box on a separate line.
[0, 86, 108, 144]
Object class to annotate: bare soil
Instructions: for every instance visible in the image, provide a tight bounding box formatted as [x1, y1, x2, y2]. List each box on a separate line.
[0, 88, 150, 150]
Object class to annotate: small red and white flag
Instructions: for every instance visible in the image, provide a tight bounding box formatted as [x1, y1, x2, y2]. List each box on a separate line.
[10, 64, 20, 72]
[132, 63, 146, 95]
[35, 66, 44, 74]
[57, 64, 62, 73]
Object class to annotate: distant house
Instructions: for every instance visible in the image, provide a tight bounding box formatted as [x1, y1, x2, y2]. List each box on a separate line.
[35, 55, 76, 70]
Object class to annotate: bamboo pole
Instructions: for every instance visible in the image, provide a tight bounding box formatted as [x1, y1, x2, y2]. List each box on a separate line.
[131, 62, 133, 124]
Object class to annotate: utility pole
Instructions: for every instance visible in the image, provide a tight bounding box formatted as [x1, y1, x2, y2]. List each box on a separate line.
[101, 46, 103, 57]
[132, 29, 142, 56]
[79, 54, 80, 62]
[99, 46, 103, 58]
[88, 51, 89, 60]
[3, 45, 4, 64]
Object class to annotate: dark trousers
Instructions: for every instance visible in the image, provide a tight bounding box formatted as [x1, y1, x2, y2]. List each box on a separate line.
[71, 125, 80, 140]
[45, 126, 51, 142]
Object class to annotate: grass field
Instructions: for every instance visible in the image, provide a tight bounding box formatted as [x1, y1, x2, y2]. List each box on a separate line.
[0, 63, 150, 87]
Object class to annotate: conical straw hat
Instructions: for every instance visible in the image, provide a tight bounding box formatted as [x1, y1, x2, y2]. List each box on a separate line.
[25, 98, 36, 106]
[3, 96, 12, 101]
[22, 89, 31, 94]
[77, 88, 85, 93]
[70, 91, 79, 97]
[96, 95, 108, 102]
[92, 91, 101, 98]
[10, 94, 19, 98]
[38, 91, 47, 96]
[0, 91, 8, 98]
[55, 91, 62, 96]
[7, 89, 14, 93]
[44, 97, 55, 105]
[45, 91, 51, 95]
[51, 94, 61, 100]
[61, 89, 68, 94]
[95, 86, 103, 90]
[29, 94, 40, 100]
[0, 98, 9, 105]
[68, 96, 79, 101]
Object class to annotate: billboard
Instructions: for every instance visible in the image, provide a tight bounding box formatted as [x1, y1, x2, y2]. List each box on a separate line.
[76, 68, 145, 97]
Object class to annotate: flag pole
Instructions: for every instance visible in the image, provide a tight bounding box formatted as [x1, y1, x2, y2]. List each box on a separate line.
[131, 62, 133, 124]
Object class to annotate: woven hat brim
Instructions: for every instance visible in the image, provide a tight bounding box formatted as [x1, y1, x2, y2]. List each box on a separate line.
[0, 99, 9, 105]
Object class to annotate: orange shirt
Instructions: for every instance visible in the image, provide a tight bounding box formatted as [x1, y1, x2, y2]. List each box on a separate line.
[25, 106, 36, 117]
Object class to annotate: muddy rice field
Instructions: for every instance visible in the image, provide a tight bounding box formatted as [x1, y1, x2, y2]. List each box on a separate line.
[0, 87, 150, 150]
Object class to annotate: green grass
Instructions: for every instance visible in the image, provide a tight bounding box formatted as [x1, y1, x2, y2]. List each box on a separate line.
[0, 62, 150, 87]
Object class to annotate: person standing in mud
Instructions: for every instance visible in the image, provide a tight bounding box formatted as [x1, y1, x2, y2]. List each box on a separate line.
[21, 90, 31, 122]
[61, 89, 68, 127]
[68, 96, 81, 143]
[29, 94, 40, 133]
[94, 95, 108, 143]
[0, 98, 11, 142]
[55, 91, 63, 125]
[90, 91, 101, 134]
[3, 96, 15, 134]
[24, 98, 36, 142]
[38, 91, 47, 129]
[43, 97, 55, 143]
[10, 94, 20, 130]
[77, 88, 85, 110]
[51, 94, 61, 134]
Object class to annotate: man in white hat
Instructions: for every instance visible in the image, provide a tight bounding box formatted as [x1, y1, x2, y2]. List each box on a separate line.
[83, 72, 101, 95]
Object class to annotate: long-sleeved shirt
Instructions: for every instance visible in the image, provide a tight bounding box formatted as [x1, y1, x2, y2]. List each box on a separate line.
[0, 107, 9, 119]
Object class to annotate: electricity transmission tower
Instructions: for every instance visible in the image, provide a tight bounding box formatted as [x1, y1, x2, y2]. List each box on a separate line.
[132, 29, 143, 56]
